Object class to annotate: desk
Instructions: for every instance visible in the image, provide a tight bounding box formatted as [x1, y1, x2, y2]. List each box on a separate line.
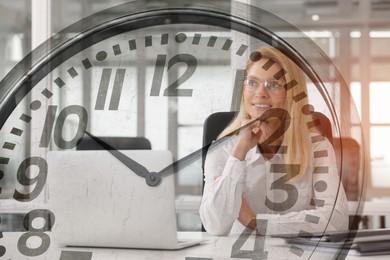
[2, 232, 389, 260]
[176, 199, 390, 216]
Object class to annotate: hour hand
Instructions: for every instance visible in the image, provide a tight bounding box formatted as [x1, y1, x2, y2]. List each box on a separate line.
[83, 131, 161, 186]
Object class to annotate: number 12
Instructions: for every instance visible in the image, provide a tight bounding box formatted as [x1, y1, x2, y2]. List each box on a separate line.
[150, 54, 197, 97]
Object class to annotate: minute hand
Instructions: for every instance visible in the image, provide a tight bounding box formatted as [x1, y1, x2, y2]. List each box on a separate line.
[84, 131, 152, 181]
[157, 135, 229, 178]
[157, 108, 288, 179]
[157, 108, 287, 178]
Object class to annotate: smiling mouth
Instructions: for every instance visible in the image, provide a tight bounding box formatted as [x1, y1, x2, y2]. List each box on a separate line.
[252, 104, 272, 109]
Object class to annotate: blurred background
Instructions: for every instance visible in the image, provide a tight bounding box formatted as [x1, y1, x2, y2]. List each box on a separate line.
[0, 0, 390, 231]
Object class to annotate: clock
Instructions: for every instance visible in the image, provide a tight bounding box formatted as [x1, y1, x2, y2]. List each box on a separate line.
[0, 0, 364, 259]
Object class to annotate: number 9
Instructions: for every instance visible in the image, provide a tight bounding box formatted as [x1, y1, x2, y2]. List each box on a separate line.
[13, 157, 48, 202]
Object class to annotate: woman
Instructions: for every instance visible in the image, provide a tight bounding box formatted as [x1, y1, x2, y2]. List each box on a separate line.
[199, 47, 348, 236]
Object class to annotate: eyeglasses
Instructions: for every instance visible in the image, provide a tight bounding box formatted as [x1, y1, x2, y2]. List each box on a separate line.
[243, 77, 285, 95]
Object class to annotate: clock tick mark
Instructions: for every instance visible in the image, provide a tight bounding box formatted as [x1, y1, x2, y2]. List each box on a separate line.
[236, 44, 248, 56]
[129, 39, 137, 50]
[113, 44, 122, 55]
[305, 214, 320, 224]
[314, 180, 328, 192]
[0, 170, 3, 179]
[59, 250, 93, 259]
[175, 33, 187, 43]
[273, 68, 287, 80]
[3, 142, 16, 150]
[67, 67, 78, 78]
[222, 39, 232, 50]
[145, 36, 152, 47]
[19, 114, 32, 123]
[207, 36, 217, 47]
[10, 127, 23, 136]
[54, 77, 65, 88]
[256, 58, 275, 70]
[302, 104, 315, 115]
[0, 158, 10, 165]
[192, 33, 201, 45]
[82, 58, 92, 70]
[311, 134, 326, 143]
[284, 80, 299, 91]
[41, 88, 53, 99]
[161, 33, 169, 45]
[293, 91, 307, 102]
[290, 245, 304, 257]
[314, 166, 329, 174]
[307, 119, 321, 129]
[310, 198, 325, 207]
[314, 150, 328, 158]
[249, 51, 262, 62]
[96, 51, 108, 61]
[30, 100, 41, 110]
[262, 58, 276, 70]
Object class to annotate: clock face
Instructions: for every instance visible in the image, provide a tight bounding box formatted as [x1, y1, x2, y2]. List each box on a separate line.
[0, 1, 362, 259]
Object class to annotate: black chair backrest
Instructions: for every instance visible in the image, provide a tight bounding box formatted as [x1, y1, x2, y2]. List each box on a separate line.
[76, 136, 152, 150]
[202, 111, 237, 170]
[333, 137, 360, 201]
[202, 112, 237, 150]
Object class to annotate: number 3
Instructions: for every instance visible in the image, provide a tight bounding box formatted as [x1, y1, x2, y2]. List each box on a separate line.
[265, 164, 300, 212]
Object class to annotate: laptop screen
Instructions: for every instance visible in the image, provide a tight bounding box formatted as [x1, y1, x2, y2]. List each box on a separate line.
[46, 150, 179, 249]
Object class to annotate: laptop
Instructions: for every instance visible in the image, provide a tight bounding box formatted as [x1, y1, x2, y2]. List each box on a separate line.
[46, 150, 204, 249]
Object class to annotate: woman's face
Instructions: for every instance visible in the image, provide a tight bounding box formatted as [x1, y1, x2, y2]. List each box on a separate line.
[243, 58, 287, 120]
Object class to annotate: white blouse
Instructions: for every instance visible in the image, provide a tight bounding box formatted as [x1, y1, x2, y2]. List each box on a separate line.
[199, 134, 349, 236]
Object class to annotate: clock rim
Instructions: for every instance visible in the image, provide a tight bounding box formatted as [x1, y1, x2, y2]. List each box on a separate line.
[0, 1, 364, 258]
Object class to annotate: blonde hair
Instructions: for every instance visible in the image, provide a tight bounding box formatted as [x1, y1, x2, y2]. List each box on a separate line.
[219, 47, 311, 177]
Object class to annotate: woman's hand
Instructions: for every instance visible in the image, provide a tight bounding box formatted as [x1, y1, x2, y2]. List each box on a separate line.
[231, 119, 273, 160]
[231, 119, 261, 160]
[238, 198, 256, 230]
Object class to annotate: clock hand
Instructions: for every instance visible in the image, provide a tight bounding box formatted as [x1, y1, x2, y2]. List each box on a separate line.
[157, 112, 272, 178]
[158, 135, 229, 178]
[158, 108, 288, 179]
[85, 109, 283, 186]
[83, 131, 161, 186]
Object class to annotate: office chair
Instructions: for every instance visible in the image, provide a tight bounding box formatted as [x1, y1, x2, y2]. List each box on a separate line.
[77, 136, 152, 150]
[333, 137, 362, 229]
